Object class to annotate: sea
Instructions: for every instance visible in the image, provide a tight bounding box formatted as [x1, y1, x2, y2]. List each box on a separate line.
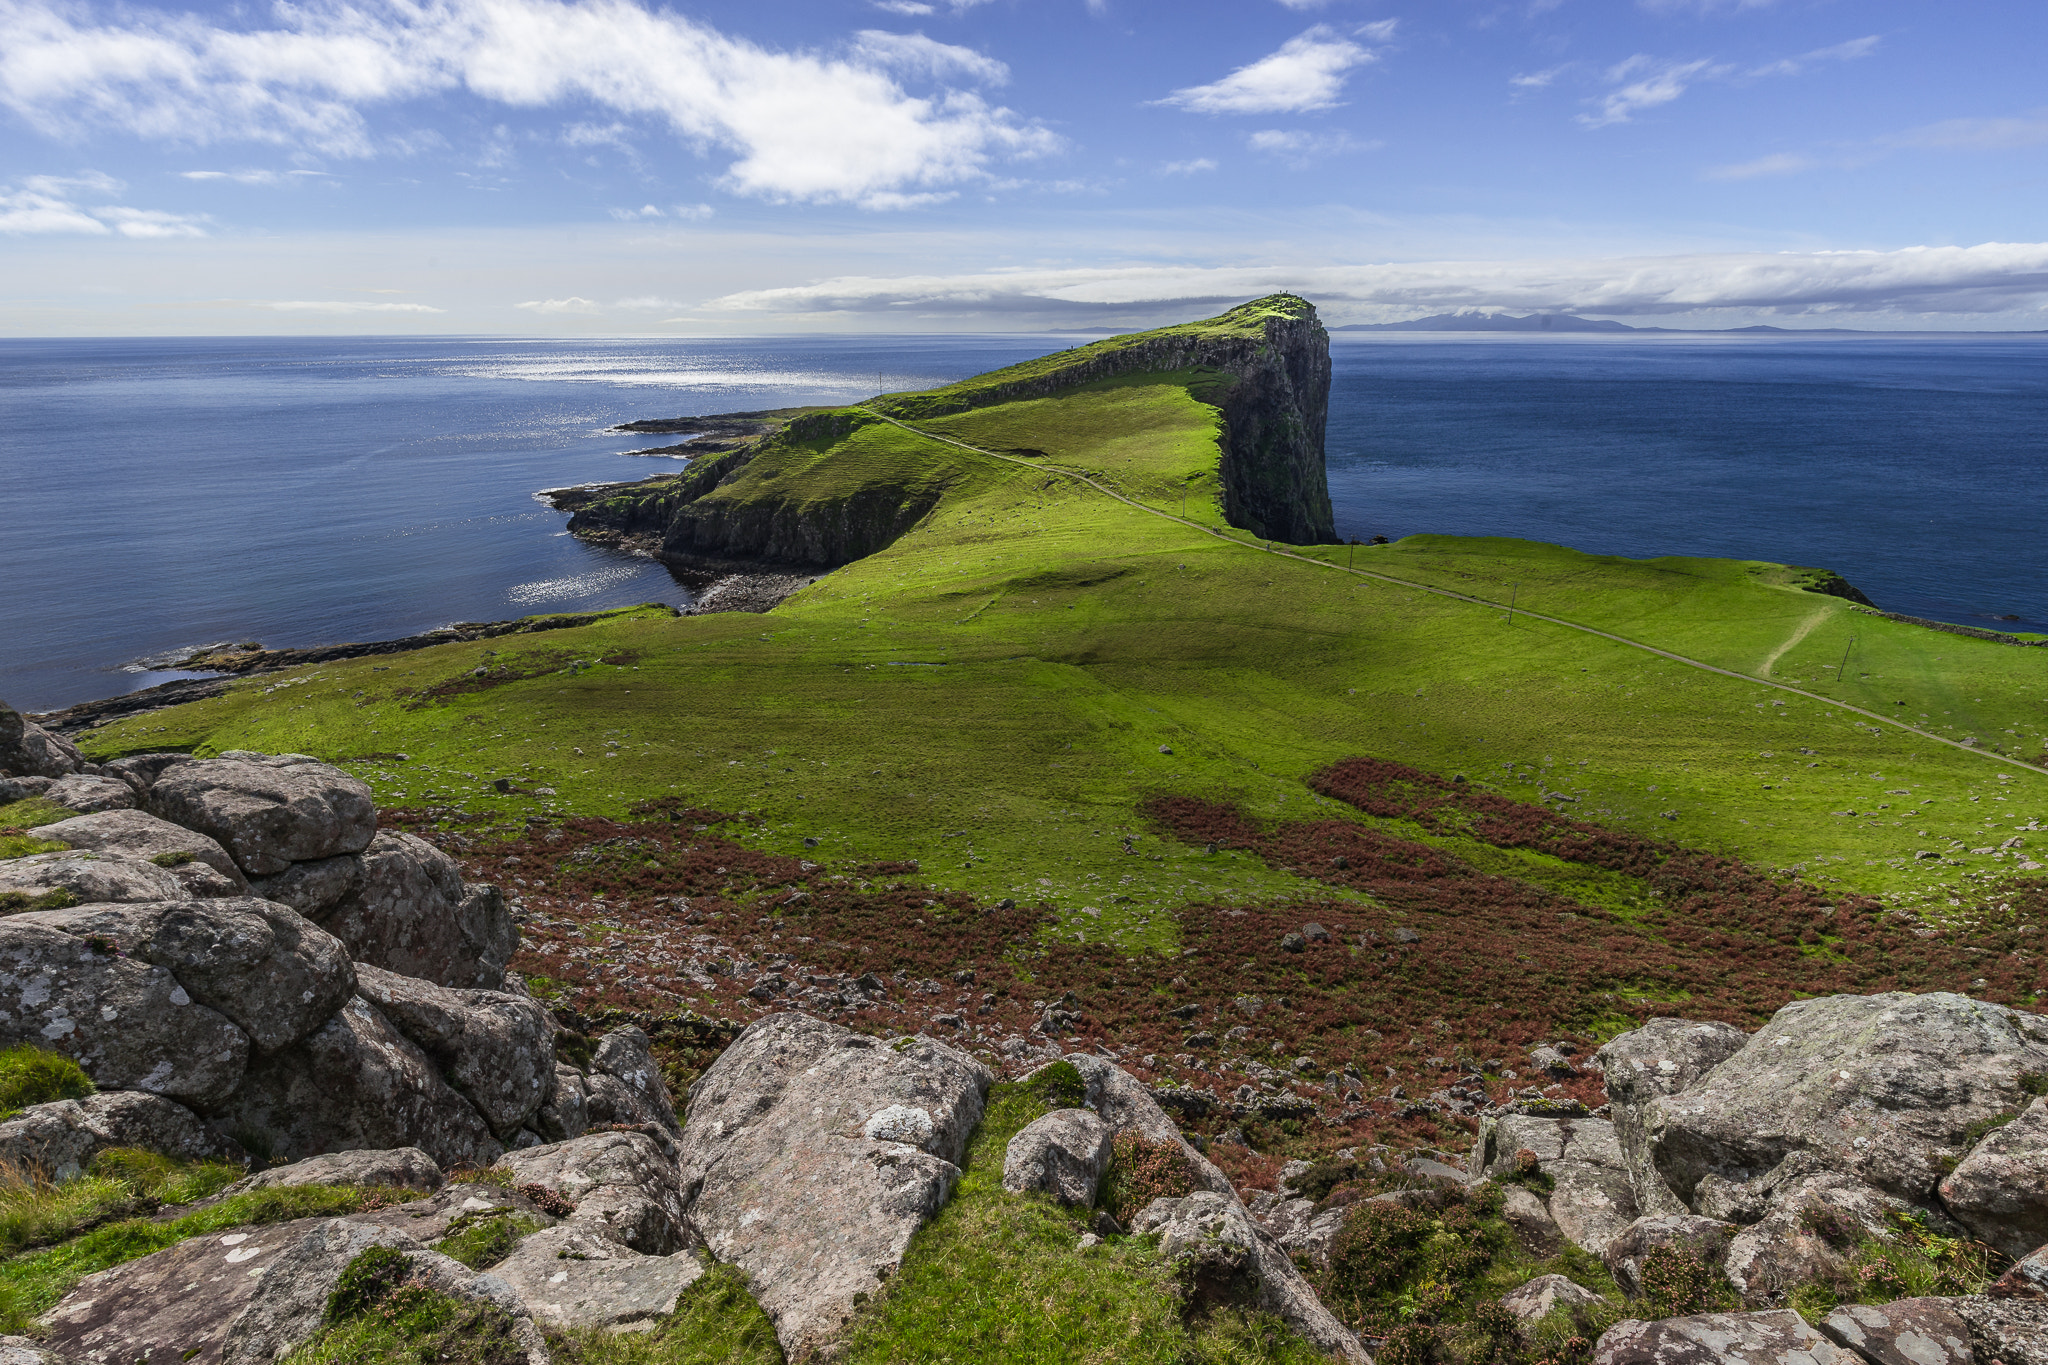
[2, 332, 2044, 713]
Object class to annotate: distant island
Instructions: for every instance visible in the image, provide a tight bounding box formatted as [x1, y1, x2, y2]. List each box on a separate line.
[1335, 311, 2048, 335]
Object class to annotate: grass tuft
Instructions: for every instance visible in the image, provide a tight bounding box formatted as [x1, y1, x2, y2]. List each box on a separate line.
[0, 1045, 93, 1118]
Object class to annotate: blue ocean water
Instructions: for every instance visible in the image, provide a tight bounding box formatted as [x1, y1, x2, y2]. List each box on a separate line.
[1, 332, 2042, 712]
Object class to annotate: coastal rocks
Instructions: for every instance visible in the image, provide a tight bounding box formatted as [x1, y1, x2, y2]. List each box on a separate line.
[1472, 1114, 1640, 1256]
[353, 965, 554, 1137]
[674, 1013, 990, 1358]
[1003, 1108, 1113, 1207]
[216, 995, 501, 1170]
[499, 1130, 690, 1254]
[1939, 1097, 2048, 1259]
[226, 1146, 444, 1195]
[585, 1026, 681, 1135]
[1603, 1215, 1737, 1298]
[533, 1064, 590, 1143]
[1131, 1192, 1368, 1364]
[1598, 1019, 1748, 1218]
[1818, 1298, 1975, 1365]
[43, 775, 138, 814]
[320, 834, 513, 990]
[146, 755, 376, 878]
[35, 810, 247, 896]
[0, 917, 250, 1107]
[0, 850, 189, 906]
[1591, 1310, 1859, 1365]
[1951, 1295, 2048, 1365]
[248, 855, 364, 920]
[490, 1222, 702, 1331]
[1501, 1274, 1608, 1324]
[1641, 993, 2048, 1209]
[23, 899, 354, 1054]
[0, 700, 83, 779]
[0, 1091, 239, 1181]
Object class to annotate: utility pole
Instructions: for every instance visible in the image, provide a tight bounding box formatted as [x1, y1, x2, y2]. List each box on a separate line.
[1506, 582, 1518, 624]
[1348, 540, 1355, 570]
[1835, 636, 1856, 684]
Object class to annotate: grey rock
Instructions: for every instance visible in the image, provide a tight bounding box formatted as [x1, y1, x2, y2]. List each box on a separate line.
[1501, 1184, 1565, 1255]
[0, 1091, 238, 1182]
[1991, 1244, 2048, 1300]
[1407, 1156, 1473, 1185]
[0, 917, 249, 1107]
[0, 702, 83, 779]
[1604, 1214, 1738, 1297]
[147, 756, 375, 878]
[532, 1064, 589, 1144]
[675, 1013, 989, 1359]
[22, 899, 353, 1054]
[98, 753, 192, 794]
[43, 776, 139, 815]
[1003, 1108, 1113, 1207]
[1951, 1295, 2048, 1365]
[347, 1180, 558, 1243]
[0, 777, 52, 804]
[0, 850, 187, 906]
[226, 1146, 443, 1195]
[589, 1026, 681, 1134]
[353, 965, 554, 1136]
[36, 810, 248, 898]
[1131, 1191, 1368, 1363]
[1941, 1097, 2048, 1260]
[214, 995, 501, 1170]
[1252, 1195, 1349, 1268]
[489, 1223, 703, 1330]
[247, 855, 363, 920]
[497, 1130, 689, 1254]
[319, 833, 511, 989]
[1721, 1168, 1910, 1301]
[1473, 1114, 1639, 1256]
[1599, 1018, 1749, 1218]
[1818, 1298, 1975, 1365]
[0, 1336, 65, 1365]
[1501, 1273, 1608, 1324]
[1592, 1310, 1861, 1365]
[1643, 993, 2048, 1208]
[1038, 1052, 1237, 1197]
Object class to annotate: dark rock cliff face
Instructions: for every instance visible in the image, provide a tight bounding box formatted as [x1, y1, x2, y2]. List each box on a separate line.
[556, 296, 1337, 571]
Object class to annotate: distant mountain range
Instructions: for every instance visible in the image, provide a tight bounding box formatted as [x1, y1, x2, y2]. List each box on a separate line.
[1334, 312, 1875, 334]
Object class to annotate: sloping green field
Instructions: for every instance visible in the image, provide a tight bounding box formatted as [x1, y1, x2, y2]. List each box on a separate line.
[69, 359, 2047, 943]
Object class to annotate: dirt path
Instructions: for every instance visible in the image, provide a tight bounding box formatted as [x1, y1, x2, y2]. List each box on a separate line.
[868, 408, 2042, 779]
[1759, 605, 1832, 678]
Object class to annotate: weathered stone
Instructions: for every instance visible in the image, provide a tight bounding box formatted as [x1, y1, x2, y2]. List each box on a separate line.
[0, 1091, 238, 1182]
[532, 1064, 589, 1144]
[1721, 1168, 1910, 1302]
[1599, 1019, 1750, 1218]
[1501, 1273, 1608, 1324]
[1991, 1244, 2048, 1300]
[1044, 1052, 1237, 1196]
[497, 1130, 688, 1254]
[1132, 1192, 1368, 1363]
[489, 1223, 702, 1330]
[1003, 1108, 1113, 1207]
[226, 1147, 443, 1195]
[1474, 1114, 1640, 1256]
[0, 850, 187, 906]
[1818, 1298, 1975, 1365]
[0, 777, 52, 803]
[353, 965, 554, 1136]
[0, 1336, 66, 1365]
[98, 753, 192, 794]
[0, 918, 249, 1107]
[247, 855, 363, 920]
[1502, 1184, 1565, 1255]
[23, 899, 353, 1054]
[590, 1026, 681, 1134]
[0, 702, 83, 779]
[675, 1013, 989, 1358]
[1942, 1097, 2048, 1260]
[43, 776, 139, 814]
[1252, 1195, 1348, 1268]
[1951, 1295, 2048, 1365]
[216, 1219, 546, 1365]
[147, 756, 375, 877]
[1592, 1310, 1861, 1365]
[1604, 1215, 1738, 1297]
[214, 995, 501, 1170]
[36, 810, 248, 898]
[348, 1180, 558, 1242]
[1644, 993, 2048, 1208]
[319, 833, 511, 989]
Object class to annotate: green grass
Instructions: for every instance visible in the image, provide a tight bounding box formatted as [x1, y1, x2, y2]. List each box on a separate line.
[551, 1264, 783, 1365]
[0, 800, 77, 837]
[290, 1281, 532, 1365]
[837, 1077, 1327, 1365]
[432, 1211, 545, 1270]
[65, 308, 2046, 948]
[0, 1045, 93, 1119]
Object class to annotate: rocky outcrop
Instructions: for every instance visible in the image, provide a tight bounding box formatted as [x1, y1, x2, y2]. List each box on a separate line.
[36, 810, 248, 897]
[1818, 1298, 1975, 1365]
[1003, 1108, 1113, 1207]
[0, 699, 84, 779]
[1598, 1018, 1748, 1218]
[1501, 1274, 1608, 1323]
[226, 1147, 444, 1194]
[353, 965, 554, 1138]
[1592, 1309, 1860, 1365]
[1939, 1097, 2048, 1259]
[146, 755, 376, 877]
[318, 833, 514, 990]
[1604, 1215, 1737, 1298]
[0, 1091, 241, 1181]
[0, 851, 190, 905]
[1472, 1113, 1640, 1256]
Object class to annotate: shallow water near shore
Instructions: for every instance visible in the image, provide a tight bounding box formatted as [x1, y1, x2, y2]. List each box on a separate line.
[2, 331, 2043, 712]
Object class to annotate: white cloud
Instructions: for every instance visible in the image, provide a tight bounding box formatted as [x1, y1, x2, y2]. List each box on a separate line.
[1510, 66, 1566, 90]
[702, 242, 2048, 321]
[0, 171, 208, 235]
[179, 168, 328, 184]
[1579, 56, 1725, 128]
[851, 30, 1007, 86]
[1750, 35, 1878, 79]
[515, 296, 602, 313]
[608, 204, 666, 220]
[1159, 157, 1218, 175]
[870, 0, 935, 11]
[1889, 112, 2048, 151]
[252, 300, 443, 312]
[1158, 26, 1377, 115]
[1248, 128, 1372, 165]
[0, 0, 1055, 208]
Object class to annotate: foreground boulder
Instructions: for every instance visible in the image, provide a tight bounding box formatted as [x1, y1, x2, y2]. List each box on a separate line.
[226, 1147, 444, 1194]
[0, 1091, 239, 1181]
[147, 755, 376, 878]
[42, 776, 139, 815]
[1003, 1108, 1112, 1207]
[1939, 1097, 2048, 1260]
[1597, 1018, 1747, 1219]
[318, 833, 514, 990]
[1472, 1113, 1640, 1256]
[1817, 1298, 1974, 1365]
[35, 810, 248, 897]
[0, 701, 83, 779]
[500, 1129, 689, 1254]
[0, 851, 188, 906]
[674, 1013, 990, 1359]
[354, 965, 554, 1137]
[1593, 1309, 1859, 1365]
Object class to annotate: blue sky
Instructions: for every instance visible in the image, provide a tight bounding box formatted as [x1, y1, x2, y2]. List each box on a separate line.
[3, 0, 2046, 333]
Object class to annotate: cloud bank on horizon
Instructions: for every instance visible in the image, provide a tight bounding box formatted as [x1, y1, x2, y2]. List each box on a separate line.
[0, 0, 2044, 332]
